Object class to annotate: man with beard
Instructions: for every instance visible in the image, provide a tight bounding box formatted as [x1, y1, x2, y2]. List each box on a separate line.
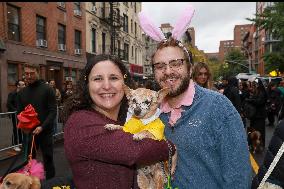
[152, 37, 251, 188]
[17, 64, 56, 180]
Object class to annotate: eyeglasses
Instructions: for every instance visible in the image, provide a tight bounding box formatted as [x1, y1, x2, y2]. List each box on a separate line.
[153, 58, 185, 71]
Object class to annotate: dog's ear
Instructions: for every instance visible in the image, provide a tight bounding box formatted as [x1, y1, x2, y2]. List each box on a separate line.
[156, 88, 170, 103]
[123, 83, 132, 99]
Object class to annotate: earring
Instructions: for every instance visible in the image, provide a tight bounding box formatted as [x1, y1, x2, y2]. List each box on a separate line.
[124, 74, 127, 79]
[84, 75, 87, 81]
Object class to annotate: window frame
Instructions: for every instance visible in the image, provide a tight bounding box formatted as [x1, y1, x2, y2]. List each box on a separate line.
[74, 29, 81, 49]
[58, 24, 66, 45]
[7, 4, 21, 42]
[36, 15, 46, 40]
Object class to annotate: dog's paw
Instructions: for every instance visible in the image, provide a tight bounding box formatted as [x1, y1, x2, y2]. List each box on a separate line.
[133, 133, 146, 141]
[104, 124, 122, 131]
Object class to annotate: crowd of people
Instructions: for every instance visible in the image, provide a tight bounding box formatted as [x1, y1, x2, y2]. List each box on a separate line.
[2, 4, 284, 189]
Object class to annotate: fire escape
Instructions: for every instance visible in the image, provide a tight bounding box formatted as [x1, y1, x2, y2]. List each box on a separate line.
[100, 2, 123, 57]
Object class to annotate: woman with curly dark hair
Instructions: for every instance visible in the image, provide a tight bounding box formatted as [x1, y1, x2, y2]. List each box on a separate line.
[63, 54, 175, 189]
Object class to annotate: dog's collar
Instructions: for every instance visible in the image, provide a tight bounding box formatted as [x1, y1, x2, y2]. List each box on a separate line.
[126, 108, 161, 125]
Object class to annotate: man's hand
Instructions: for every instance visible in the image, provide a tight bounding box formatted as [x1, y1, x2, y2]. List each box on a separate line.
[33, 126, 43, 135]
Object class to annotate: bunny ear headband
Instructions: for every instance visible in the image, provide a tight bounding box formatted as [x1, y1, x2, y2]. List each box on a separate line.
[138, 4, 195, 63]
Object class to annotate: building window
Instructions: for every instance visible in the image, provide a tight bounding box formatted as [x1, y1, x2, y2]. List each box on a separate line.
[75, 30, 81, 49]
[123, 14, 128, 33]
[131, 19, 133, 33]
[58, 24, 66, 45]
[135, 48, 137, 63]
[117, 40, 121, 57]
[36, 15, 46, 40]
[71, 69, 77, 85]
[124, 43, 129, 61]
[91, 28, 96, 53]
[74, 2, 81, 10]
[8, 63, 18, 85]
[74, 2, 81, 16]
[7, 4, 20, 41]
[134, 2, 137, 13]
[135, 22, 137, 37]
[102, 32, 106, 53]
[64, 68, 70, 78]
[132, 46, 134, 57]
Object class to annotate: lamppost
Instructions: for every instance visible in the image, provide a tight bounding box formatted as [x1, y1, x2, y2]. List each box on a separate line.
[241, 47, 252, 73]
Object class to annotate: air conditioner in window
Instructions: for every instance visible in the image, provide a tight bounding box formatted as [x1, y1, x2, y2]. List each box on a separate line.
[58, 44, 66, 51]
[74, 9, 82, 16]
[91, 6, 97, 13]
[57, 2, 66, 8]
[36, 39, 48, 48]
[74, 49, 82, 55]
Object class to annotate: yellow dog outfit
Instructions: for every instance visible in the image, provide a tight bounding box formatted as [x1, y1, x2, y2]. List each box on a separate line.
[123, 108, 165, 141]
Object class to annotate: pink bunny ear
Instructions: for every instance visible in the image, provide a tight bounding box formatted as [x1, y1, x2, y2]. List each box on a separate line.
[172, 4, 195, 41]
[138, 11, 165, 42]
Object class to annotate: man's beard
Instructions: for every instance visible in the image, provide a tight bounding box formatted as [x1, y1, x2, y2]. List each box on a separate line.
[158, 73, 190, 97]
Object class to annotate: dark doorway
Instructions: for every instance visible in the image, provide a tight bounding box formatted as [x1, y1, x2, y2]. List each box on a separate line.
[46, 61, 63, 91]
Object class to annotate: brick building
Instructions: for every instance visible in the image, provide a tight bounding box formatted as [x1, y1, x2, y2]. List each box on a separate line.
[253, 2, 276, 75]
[234, 24, 252, 47]
[0, 2, 86, 111]
[218, 40, 234, 61]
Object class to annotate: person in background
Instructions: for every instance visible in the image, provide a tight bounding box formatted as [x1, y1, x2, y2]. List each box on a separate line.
[277, 80, 284, 120]
[192, 61, 214, 90]
[239, 80, 250, 128]
[6, 80, 26, 151]
[49, 79, 62, 135]
[49, 80, 62, 106]
[251, 120, 284, 189]
[17, 63, 56, 180]
[245, 78, 268, 152]
[266, 81, 281, 127]
[63, 54, 176, 189]
[62, 81, 74, 102]
[223, 76, 242, 114]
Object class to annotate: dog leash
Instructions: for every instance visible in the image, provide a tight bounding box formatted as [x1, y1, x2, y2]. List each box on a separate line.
[258, 142, 284, 189]
[161, 140, 178, 189]
[21, 134, 37, 176]
[0, 134, 37, 183]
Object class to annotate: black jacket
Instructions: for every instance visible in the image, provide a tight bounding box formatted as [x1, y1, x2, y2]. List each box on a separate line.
[245, 90, 267, 119]
[223, 77, 241, 114]
[251, 120, 284, 188]
[16, 80, 56, 133]
[6, 90, 18, 112]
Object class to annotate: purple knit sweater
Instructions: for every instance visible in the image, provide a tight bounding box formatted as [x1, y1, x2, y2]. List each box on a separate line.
[64, 109, 173, 189]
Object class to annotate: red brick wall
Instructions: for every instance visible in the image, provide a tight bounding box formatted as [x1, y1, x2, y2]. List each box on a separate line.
[234, 24, 252, 47]
[4, 2, 86, 55]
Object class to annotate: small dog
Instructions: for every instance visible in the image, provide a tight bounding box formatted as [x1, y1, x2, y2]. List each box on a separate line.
[0, 173, 41, 189]
[105, 85, 177, 189]
[247, 127, 262, 154]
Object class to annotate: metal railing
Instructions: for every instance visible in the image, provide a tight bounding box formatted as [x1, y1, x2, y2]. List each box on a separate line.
[0, 106, 65, 153]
